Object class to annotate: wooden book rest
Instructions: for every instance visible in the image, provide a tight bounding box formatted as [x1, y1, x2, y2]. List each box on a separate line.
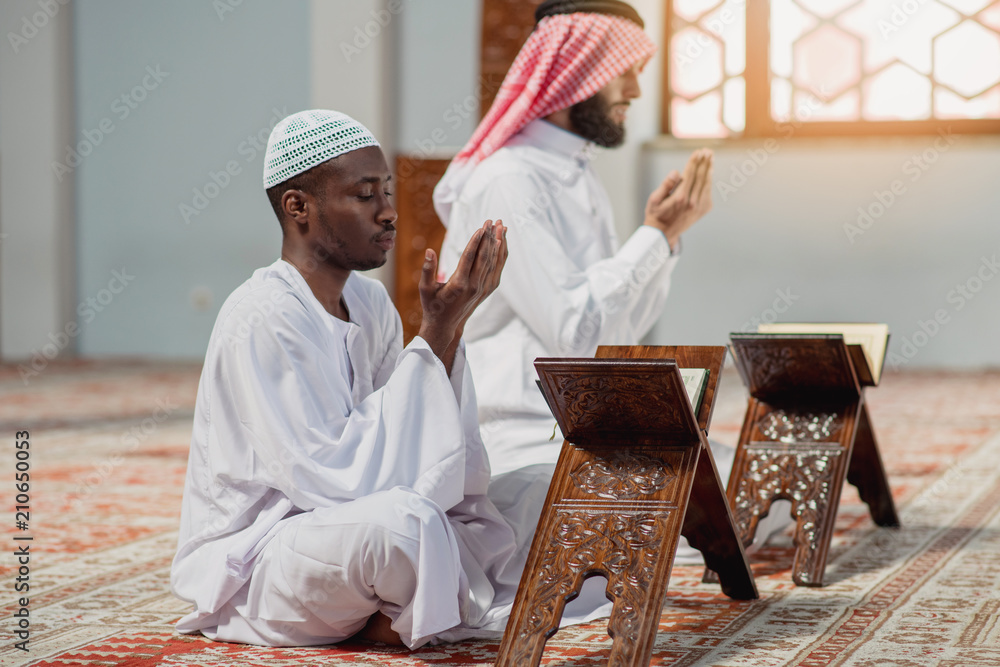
[704, 334, 900, 588]
[496, 346, 757, 667]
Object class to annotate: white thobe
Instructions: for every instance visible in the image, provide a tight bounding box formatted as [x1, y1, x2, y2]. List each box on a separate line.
[436, 120, 789, 574]
[170, 259, 522, 648]
[438, 119, 680, 474]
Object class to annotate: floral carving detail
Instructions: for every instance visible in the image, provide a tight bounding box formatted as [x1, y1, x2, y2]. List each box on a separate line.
[757, 409, 842, 443]
[551, 372, 685, 437]
[510, 511, 670, 664]
[739, 344, 854, 394]
[570, 452, 676, 500]
[732, 446, 843, 584]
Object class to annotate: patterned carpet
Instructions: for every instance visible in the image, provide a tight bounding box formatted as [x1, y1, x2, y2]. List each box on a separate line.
[1, 359, 999, 666]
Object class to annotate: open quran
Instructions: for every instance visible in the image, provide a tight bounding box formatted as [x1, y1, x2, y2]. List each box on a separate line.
[757, 322, 890, 385]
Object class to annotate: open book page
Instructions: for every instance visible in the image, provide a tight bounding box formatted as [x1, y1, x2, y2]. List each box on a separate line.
[680, 368, 709, 412]
[757, 323, 890, 384]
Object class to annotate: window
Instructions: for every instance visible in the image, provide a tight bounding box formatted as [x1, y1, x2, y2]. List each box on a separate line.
[664, 0, 1000, 137]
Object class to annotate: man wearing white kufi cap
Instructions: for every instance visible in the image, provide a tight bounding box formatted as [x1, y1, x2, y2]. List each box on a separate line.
[171, 109, 520, 648]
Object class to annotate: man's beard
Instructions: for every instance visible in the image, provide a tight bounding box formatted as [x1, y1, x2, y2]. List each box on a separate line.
[569, 93, 626, 148]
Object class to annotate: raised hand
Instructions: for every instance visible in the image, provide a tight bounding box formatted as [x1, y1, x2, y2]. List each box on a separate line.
[643, 148, 714, 251]
[418, 219, 508, 373]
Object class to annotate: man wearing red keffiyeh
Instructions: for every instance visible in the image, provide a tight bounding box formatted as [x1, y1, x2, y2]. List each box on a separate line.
[434, 0, 790, 580]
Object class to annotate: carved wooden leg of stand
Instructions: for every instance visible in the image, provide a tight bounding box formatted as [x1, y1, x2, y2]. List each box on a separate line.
[604, 513, 684, 665]
[684, 445, 758, 599]
[730, 443, 851, 586]
[847, 402, 900, 527]
[496, 508, 682, 667]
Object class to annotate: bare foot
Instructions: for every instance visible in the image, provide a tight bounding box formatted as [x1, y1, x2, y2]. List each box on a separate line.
[357, 611, 404, 646]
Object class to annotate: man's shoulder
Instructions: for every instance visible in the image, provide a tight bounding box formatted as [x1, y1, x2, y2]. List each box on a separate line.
[213, 261, 313, 338]
[462, 146, 552, 199]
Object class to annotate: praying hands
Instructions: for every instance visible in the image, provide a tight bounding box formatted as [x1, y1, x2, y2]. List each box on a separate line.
[644, 148, 714, 252]
[418, 219, 508, 374]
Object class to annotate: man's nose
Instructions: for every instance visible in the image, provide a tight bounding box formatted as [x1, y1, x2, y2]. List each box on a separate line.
[379, 195, 398, 224]
[623, 66, 642, 100]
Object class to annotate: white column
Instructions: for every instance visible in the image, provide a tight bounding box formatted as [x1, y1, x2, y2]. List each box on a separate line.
[310, 0, 397, 290]
[0, 0, 76, 361]
[591, 0, 665, 242]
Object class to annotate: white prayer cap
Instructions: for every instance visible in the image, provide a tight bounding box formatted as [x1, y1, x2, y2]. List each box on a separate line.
[263, 109, 380, 189]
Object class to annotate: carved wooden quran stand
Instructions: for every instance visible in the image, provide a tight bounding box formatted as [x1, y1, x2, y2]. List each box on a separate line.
[496, 346, 758, 667]
[704, 334, 900, 588]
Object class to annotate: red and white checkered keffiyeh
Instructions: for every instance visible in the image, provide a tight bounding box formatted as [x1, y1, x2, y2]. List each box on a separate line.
[434, 12, 656, 226]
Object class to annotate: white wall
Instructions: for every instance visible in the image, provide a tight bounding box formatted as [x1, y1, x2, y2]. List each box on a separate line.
[3, 0, 998, 367]
[393, 0, 481, 156]
[310, 0, 400, 289]
[0, 0, 75, 361]
[644, 134, 1000, 369]
[73, 0, 310, 358]
[311, 0, 396, 146]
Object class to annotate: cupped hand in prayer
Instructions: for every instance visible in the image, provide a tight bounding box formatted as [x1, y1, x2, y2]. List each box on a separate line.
[643, 148, 714, 252]
[418, 219, 508, 373]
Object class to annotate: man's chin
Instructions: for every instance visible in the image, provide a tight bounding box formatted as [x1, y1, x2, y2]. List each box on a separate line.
[354, 255, 389, 272]
[594, 127, 626, 148]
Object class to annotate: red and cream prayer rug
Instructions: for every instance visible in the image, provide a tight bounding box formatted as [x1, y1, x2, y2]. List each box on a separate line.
[2, 360, 999, 666]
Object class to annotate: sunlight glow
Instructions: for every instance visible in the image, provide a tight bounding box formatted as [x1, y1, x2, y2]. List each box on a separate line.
[672, 93, 727, 138]
[671, 26, 724, 97]
[864, 63, 932, 120]
[671, 0, 747, 137]
[935, 85, 1000, 118]
[723, 77, 747, 131]
[673, 0, 727, 22]
[935, 20, 1000, 98]
[669, 0, 1000, 136]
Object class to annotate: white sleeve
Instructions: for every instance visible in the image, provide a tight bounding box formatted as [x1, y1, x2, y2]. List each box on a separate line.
[208, 295, 475, 514]
[455, 171, 678, 356]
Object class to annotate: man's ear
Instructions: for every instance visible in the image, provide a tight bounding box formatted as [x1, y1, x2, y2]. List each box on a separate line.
[281, 189, 309, 227]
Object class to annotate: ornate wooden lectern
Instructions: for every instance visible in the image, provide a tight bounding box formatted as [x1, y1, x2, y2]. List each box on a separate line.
[707, 334, 900, 588]
[496, 346, 757, 667]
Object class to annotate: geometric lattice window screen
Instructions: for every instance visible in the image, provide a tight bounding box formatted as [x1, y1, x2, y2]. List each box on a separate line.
[670, 0, 747, 138]
[670, 0, 1000, 136]
[773, 0, 1000, 123]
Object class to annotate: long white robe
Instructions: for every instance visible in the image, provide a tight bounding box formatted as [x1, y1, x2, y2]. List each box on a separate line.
[436, 120, 789, 574]
[171, 259, 523, 648]
[437, 119, 680, 473]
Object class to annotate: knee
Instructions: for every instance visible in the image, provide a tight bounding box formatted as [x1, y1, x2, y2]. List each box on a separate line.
[367, 488, 450, 543]
[358, 489, 457, 582]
